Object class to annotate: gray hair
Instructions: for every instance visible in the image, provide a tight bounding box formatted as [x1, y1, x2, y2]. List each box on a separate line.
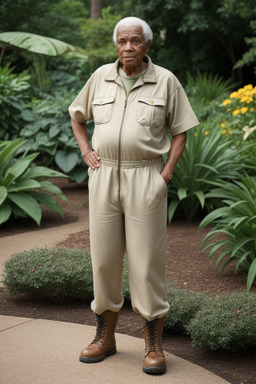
[113, 17, 153, 43]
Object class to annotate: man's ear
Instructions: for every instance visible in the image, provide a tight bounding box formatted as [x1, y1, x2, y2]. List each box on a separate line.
[145, 40, 151, 53]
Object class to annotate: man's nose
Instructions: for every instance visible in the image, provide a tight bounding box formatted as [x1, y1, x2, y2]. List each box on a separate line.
[124, 41, 133, 50]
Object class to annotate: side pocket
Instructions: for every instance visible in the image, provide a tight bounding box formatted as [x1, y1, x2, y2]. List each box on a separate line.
[92, 97, 115, 124]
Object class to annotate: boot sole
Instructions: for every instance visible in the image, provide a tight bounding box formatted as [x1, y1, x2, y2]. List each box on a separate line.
[79, 346, 117, 363]
[143, 365, 166, 374]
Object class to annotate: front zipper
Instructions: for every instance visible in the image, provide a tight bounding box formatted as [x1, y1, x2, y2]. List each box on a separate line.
[117, 98, 127, 201]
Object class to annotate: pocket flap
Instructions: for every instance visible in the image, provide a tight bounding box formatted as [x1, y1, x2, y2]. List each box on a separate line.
[138, 96, 166, 107]
[93, 97, 115, 106]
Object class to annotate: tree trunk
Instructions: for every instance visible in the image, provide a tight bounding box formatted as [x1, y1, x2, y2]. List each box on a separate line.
[91, 0, 102, 20]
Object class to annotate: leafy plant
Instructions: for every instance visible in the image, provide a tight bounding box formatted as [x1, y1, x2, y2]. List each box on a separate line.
[186, 72, 235, 104]
[0, 65, 31, 140]
[19, 95, 93, 183]
[0, 31, 75, 89]
[0, 138, 69, 225]
[166, 123, 251, 222]
[165, 288, 209, 333]
[2, 247, 131, 304]
[186, 292, 256, 352]
[199, 175, 256, 291]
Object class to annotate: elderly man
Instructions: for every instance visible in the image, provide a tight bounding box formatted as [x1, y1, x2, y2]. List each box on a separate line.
[69, 16, 199, 374]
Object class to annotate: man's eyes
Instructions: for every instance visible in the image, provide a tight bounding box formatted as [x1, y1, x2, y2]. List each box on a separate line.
[118, 39, 141, 45]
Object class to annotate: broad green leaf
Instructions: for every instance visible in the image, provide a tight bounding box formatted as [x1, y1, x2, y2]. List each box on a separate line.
[0, 202, 12, 224]
[168, 200, 180, 223]
[49, 126, 61, 138]
[177, 187, 187, 201]
[21, 109, 39, 122]
[194, 191, 205, 208]
[0, 186, 7, 205]
[8, 192, 41, 225]
[23, 166, 67, 179]
[0, 32, 74, 57]
[8, 179, 41, 192]
[68, 167, 87, 184]
[39, 180, 69, 202]
[4, 159, 31, 186]
[247, 258, 256, 291]
[30, 191, 63, 216]
[0, 138, 24, 169]
[55, 150, 78, 173]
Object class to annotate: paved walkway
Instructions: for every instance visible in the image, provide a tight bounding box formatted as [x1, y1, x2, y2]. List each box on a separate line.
[0, 214, 230, 383]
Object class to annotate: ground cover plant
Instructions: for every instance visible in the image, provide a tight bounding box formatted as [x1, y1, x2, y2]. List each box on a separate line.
[0, 138, 68, 225]
[187, 292, 256, 352]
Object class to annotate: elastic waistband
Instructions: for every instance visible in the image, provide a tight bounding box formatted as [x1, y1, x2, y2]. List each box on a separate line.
[100, 157, 163, 169]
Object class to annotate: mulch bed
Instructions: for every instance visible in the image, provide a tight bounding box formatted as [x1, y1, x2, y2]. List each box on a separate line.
[1, 179, 255, 384]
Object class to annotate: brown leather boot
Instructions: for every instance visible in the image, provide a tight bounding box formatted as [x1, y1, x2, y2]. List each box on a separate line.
[142, 316, 166, 374]
[79, 310, 119, 363]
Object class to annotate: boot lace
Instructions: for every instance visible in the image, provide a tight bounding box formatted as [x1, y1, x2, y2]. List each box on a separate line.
[91, 314, 106, 344]
[145, 320, 157, 352]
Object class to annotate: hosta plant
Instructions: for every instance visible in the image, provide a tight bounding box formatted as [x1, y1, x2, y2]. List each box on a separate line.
[166, 122, 251, 222]
[0, 138, 68, 225]
[199, 175, 256, 291]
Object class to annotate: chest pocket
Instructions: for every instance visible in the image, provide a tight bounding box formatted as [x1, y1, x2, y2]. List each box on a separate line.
[136, 96, 166, 128]
[92, 97, 115, 124]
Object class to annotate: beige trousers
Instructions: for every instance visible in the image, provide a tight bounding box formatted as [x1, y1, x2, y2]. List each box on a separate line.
[88, 157, 170, 321]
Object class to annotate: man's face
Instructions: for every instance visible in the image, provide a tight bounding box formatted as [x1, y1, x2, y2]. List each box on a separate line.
[116, 25, 151, 69]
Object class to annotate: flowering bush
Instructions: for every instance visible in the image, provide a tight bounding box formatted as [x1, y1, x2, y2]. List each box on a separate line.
[221, 84, 256, 142]
[187, 292, 256, 352]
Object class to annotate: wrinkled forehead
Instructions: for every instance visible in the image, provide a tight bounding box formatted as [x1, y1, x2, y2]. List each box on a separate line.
[116, 25, 144, 40]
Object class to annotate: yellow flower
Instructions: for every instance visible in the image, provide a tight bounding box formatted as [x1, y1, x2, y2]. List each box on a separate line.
[194, 133, 197, 137]
[250, 107, 254, 112]
[205, 131, 209, 135]
[221, 123, 226, 128]
[222, 99, 232, 106]
[222, 129, 227, 135]
[244, 84, 253, 90]
[230, 92, 239, 99]
[232, 109, 240, 116]
[228, 128, 232, 132]
[240, 107, 248, 114]
[240, 96, 249, 103]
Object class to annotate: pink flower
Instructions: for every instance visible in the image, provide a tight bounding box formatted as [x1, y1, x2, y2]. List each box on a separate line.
[31, 269, 34, 272]
[236, 310, 240, 314]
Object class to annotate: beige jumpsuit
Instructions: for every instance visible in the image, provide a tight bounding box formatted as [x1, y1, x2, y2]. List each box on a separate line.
[69, 56, 199, 321]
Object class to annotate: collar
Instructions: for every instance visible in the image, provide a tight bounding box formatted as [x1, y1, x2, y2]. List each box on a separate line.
[105, 55, 157, 84]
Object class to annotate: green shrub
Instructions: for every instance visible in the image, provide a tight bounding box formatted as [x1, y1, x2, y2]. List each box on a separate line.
[199, 175, 256, 291]
[165, 289, 209, 333]
[0, 138, 68, 225]
[0, 65, 31, 140]
[2, 247, 131, 303]
[2, 248, 93, 303]
[166, 123, 251, 222]
[186, 292, 256, 352]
